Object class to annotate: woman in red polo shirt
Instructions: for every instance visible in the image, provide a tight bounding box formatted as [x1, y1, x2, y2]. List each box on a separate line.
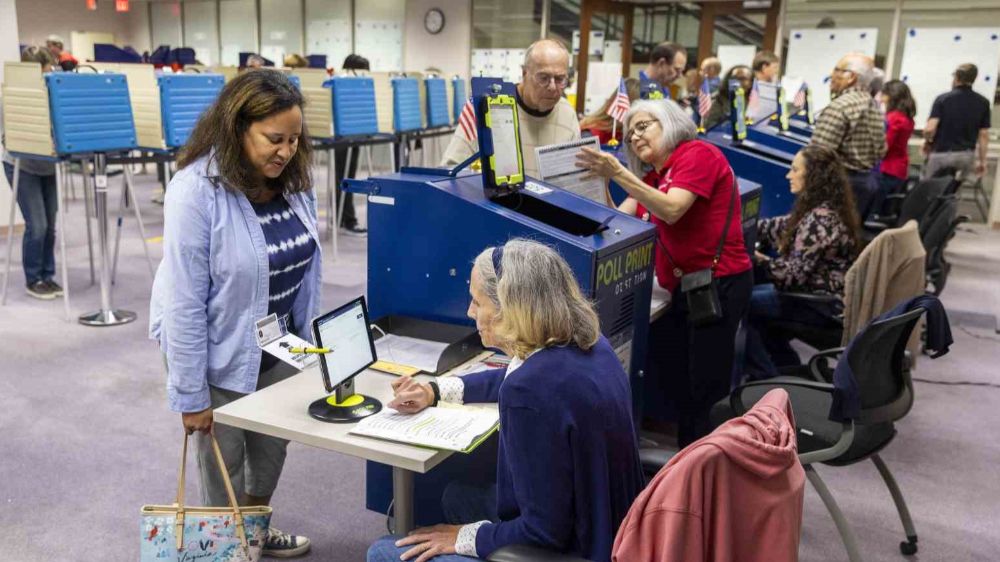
[577, 99, 752, 447]
[876, 80, 916, 215]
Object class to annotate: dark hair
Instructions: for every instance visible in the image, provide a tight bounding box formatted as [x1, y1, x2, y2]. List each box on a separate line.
[882, 79, 916, 119]
[342, 54, 370, 72]
[717, 64, 753, 105]
[178, 69, 312, 200]
[752, 51, 780, 72]
[780, 145, 861, 256]
[955, 63, 978, 85]
[650, 41, 685, 65]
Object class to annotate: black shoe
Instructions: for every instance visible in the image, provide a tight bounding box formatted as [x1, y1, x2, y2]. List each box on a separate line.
[340, 224, 368, 237]
[44, 279, 64, 296]
[26, 280, 57, 300]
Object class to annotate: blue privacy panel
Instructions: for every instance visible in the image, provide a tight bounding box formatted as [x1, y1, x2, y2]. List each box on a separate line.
[158, 74, 224, 148]
[392, 78, 422, 133]
[425, 78, 449, 128]
[286, 75, 301, 90]
[46, 73, 137, 154]
[328, 77, 379, 137]
[452, 78, 466, 123]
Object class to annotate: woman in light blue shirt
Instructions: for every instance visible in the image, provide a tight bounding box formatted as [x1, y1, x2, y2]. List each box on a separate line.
[149, 69, 320, 558]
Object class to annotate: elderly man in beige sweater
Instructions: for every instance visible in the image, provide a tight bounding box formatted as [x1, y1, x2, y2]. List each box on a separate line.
[444, 39, 580, 178]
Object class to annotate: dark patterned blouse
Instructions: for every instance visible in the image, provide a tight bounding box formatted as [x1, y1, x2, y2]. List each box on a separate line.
[758, 202, 855, 297]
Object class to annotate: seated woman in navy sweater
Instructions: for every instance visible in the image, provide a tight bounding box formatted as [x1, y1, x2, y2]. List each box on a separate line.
[367, 239, 644, 562]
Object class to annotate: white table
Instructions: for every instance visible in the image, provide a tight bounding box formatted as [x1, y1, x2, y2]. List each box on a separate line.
[213, 357, 495, 534]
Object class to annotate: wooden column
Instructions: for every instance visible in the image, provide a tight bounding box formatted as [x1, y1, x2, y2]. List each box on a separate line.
[576, 0, 594, 113]
[762, 0, 782, 53]
[622, 8, 634, 77]
[697, 2, 716, 64]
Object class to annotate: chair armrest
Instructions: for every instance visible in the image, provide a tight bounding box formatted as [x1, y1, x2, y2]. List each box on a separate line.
[807, 347, 846, 383]
[730, 379, 855, 465]
[487, 545, 590, 562]
[778, 292, 839, 305]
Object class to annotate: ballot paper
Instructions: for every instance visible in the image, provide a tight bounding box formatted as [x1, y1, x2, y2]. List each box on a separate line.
[350, 406, 500, 453]
[374, 334, 449, 374]
[534, 138, 609, 205]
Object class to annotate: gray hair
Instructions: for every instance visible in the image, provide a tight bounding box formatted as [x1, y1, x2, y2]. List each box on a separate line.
[841, 53, 876, 89]
[621, 99, 698, 175]
[472, 239, 600, 358]
[522, 38, 570, 69]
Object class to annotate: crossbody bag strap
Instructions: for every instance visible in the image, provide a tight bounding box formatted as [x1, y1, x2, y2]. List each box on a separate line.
[713, 172, 739, 269]
[655, 170, 739, 274]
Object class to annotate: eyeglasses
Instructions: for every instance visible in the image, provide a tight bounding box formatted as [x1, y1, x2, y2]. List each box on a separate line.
[832, 67, 855, 75]
[628, 119, 658, 140]
[530, 71, 571, 88]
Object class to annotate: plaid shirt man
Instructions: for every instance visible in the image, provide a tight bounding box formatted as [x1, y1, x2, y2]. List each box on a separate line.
[811, 87, 886, 172]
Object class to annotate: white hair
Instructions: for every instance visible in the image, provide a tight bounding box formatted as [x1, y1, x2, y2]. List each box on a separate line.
[472, 239, 600, 358]
[522, 38, 570, 69]
[842, 53, 876, 89]
[621, 99, 698, 175]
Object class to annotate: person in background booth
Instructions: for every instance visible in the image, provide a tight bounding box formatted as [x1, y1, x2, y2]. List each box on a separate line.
[576, 99, 752, 447]
[640, 41, 687, 99]
[752, 51, 781, 84]
[699, 56, 723, 94]
[441, 39, 580, 178]
[702, 64, 753, 132]
[2, 46, 60, 300]
[149, 69, 319, 558]
[877, 80, 916, 213]
[745, 145, 862, 378]
[367, 239, 643, 562]
[579, 77, 641, 145]
[45, 34, 78, 70]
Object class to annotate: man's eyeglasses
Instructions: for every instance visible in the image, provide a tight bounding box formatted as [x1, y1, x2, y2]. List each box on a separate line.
[628, 119, 658, 140]
[832, 67, 855, 76]
[531, 72, 571, 88]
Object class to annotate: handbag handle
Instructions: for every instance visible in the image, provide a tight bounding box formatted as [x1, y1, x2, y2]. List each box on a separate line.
[656, 170, 740, 275]
[175, 432, 250, 553]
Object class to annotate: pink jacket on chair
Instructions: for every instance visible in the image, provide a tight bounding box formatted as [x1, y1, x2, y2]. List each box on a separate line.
[612, 389, 805, 562]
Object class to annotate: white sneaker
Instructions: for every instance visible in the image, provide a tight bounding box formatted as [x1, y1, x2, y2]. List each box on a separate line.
[262, 526, 310, 558]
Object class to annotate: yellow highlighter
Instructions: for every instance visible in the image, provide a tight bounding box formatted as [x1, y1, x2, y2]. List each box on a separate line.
[287, 346, 330, 354]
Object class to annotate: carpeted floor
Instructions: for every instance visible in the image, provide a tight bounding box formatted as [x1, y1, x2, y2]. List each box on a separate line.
[1, 161, 998, 561]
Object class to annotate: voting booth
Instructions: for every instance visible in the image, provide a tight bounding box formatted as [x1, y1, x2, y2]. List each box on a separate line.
[346, 78, 657, 524]
[702, 83, 796, 218]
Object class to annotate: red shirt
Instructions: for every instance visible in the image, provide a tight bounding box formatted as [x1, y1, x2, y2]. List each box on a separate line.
[635, 140, 751, 291]
[880, 110, 914, 179]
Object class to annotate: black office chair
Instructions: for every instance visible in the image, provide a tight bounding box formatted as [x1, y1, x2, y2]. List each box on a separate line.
[487, 546, 588, 562]
[919, 195, 969, 295]
[863, 176, 953, 242]
[716, 306, 933, 562]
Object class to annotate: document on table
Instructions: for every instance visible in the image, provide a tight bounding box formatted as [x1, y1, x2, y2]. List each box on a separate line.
[349, 406, 500, 453]
[374, 334, 449, 374]
[535, 137, 609, 205]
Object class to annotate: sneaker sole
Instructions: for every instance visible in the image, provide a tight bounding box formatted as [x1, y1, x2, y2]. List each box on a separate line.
[262, 542, 311, 558]
[26, 290, 57, 300]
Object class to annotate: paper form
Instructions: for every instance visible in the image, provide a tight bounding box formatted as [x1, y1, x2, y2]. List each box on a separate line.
[350, 407, 500, 452]
[374, 334, 449, 374]
[534, 138, 609, 205]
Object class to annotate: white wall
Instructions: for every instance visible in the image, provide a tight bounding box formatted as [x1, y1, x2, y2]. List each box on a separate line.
[16, 0, 150, 56]
[404, 0, 471, 80]
[1, 0, 23, 230]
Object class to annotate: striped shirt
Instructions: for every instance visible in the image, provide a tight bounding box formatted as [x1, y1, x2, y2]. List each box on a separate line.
[811, 87, 886, 172]
[250, 195, 316, 327]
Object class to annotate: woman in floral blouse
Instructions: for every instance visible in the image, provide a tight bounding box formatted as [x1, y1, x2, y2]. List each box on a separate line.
[745, 145, 862, 378]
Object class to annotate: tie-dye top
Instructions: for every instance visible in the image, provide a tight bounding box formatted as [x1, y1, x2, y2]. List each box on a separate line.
[758, 202, 855, 298]
[250, 195, 317, 323]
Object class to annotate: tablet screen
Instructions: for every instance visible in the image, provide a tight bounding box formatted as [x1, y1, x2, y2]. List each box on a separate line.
[313, 297, 377, 392]
[489, 103, 521, 181]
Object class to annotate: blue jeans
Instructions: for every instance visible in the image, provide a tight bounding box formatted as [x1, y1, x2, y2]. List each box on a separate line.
[875, 173, 907, 218]
[366, 482, 497, 562]
[848, 169, 878, 221]
[745, 284, 838, 379]
[4, 162, 58, 285]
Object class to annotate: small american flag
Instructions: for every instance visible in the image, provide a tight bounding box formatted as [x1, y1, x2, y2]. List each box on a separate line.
[607, 78, 631, 122]
[457, 98, 478, 141]
[697, 77, 712, 118]
[747, 79, 760, 113]
[792, 83, 808, 108]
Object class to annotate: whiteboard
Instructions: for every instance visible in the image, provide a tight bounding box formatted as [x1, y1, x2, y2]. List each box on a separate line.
[898, 28, 1000, 128]
[355, 20, 403, 72]
[785, 28, 878, 115]
[717, 45, 756, 76]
